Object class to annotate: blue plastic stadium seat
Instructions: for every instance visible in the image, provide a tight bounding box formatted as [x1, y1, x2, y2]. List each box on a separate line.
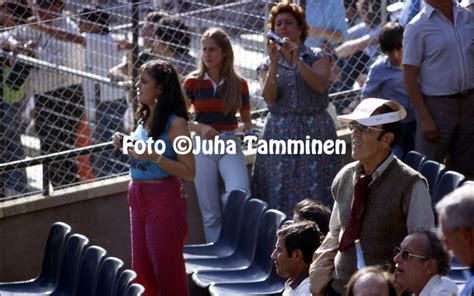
[0, 222, 71, 294]
[192, 209, 286, 288]
[447, 268, 469, 284]
[433, 171, 465, 207]
[419, 160, 446, 197]
[403, 150, 425, 171]
[184, 189, 250, 259]
[209, 265, 285, 296]
[75, 245, 107, 296]
[448, 257, 470, 284]
[185, 199, 267, 275]
[52, 234, 90, 296]
[114, 269, 137, 296]
[127, 283, 145, 296]
[95, 257, 124, 296]
[432, 171, 465, 224]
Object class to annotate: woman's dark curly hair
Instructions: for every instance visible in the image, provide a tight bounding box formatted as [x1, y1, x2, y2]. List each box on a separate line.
[267, 1, 309, 44]
[136, 60, 189, 139]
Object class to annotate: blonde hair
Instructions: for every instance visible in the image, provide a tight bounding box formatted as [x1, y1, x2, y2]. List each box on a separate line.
[191, 27, 242, 116]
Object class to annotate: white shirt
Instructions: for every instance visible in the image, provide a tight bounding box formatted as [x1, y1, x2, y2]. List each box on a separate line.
[283, 277, 312, 296]
[0, 17, 84, 94]
[83, 32, 125, 104]
[419, 275, 459, 296]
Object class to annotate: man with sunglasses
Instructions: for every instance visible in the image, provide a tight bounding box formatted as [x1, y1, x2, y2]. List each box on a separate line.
[393, 230, 457, 295]
[436, 184, 474, 296]
[309, 98, 434, 295]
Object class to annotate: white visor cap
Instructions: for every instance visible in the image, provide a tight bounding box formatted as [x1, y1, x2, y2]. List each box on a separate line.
[337, 98, 407, 126]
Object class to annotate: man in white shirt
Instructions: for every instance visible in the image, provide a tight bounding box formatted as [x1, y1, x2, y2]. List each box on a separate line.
[0, 0, 85, 187]
[271, 221, 321, 296]
[393, 230, 458, 296]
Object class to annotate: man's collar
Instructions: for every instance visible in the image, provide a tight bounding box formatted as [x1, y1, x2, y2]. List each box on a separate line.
[419, 275, 441, 296]
[423, 1, 459, 18]
[288, 269, 309, 289]
[423, 2, 436, 17]
[357, 153, 395, 181]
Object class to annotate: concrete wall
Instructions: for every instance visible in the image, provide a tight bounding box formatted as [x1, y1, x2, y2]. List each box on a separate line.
[0, 176, 205, 282]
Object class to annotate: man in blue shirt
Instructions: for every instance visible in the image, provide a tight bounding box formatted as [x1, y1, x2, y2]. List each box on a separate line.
[362, 22, 416, 158]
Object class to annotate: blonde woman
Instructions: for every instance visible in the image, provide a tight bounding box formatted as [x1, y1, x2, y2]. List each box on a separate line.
[183, 27, 252, 243]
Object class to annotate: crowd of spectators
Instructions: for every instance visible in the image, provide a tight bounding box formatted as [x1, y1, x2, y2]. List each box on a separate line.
[0, 0, 473, 295]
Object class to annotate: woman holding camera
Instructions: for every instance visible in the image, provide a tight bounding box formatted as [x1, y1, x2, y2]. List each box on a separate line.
[252, 2, 342, 215]
[112, 60, 194, 295]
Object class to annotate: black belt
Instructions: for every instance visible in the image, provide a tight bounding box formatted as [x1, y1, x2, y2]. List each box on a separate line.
[433, 88, 473, 99]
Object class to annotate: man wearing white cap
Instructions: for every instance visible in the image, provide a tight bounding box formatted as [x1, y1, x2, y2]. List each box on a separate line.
[309, 98, 434, 296]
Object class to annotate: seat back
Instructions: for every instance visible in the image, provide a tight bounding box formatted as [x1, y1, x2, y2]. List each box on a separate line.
[126, 283, 145, 296]
[95, 257, 124, 296]
[265, 264, 286, 291]
[235, 198, 268, 261]
[35, 222, 71, 288]
[215, 189, 251, 249]
[433, 171, 465, 207]
[254, 209, 287, 275]
[75, 246, 107, 296]
[403, 151, 425, 171]
[114, 269, 137, 296]
[419, 160, 446, 197]
[433, 171, 465, 224]
[52, 234, 89, 296]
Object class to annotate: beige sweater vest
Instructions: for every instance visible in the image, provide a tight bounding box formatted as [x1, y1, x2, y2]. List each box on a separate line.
[331, 158, 425, 293]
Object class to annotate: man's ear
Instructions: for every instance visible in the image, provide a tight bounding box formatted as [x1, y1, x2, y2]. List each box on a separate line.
[460, 227, 474, 246]
[382, 132, 394, 147]
[424, 257, 437, 275]
[291, 249, 304, 262]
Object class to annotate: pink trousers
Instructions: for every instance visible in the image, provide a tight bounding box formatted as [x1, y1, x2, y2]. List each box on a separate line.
[128, 177, 188, 296]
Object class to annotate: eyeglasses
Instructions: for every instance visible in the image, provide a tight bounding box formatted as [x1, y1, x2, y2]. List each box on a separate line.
[393, 247, 429, 261]
[348, 122, 385, 134]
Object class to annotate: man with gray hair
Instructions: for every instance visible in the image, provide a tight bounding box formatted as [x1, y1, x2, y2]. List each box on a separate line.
[436, 183, 474, 296]
[393, 230, 457, 295]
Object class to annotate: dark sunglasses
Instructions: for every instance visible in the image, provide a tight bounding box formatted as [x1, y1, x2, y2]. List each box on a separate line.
[348, 122, 385, 134]
[393, 247, 429, 261]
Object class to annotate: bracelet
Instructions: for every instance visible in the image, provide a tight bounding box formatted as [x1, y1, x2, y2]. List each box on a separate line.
[154, 154, 163, 165]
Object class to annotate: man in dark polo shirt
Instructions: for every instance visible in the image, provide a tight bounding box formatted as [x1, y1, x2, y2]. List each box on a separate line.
[309, 98, 434, 295]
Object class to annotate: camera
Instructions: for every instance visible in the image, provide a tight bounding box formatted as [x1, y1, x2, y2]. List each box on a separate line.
[266, 31, 285, 46]
[117, 133, 136, 145]
[117, 133, 125, 145]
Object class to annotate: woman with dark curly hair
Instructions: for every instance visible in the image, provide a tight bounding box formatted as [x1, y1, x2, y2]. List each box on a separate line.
[252, 2, 342, 216]
[112, 60, 195, 295]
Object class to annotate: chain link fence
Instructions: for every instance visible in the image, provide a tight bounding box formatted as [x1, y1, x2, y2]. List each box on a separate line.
[1, 0, 392, 199]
